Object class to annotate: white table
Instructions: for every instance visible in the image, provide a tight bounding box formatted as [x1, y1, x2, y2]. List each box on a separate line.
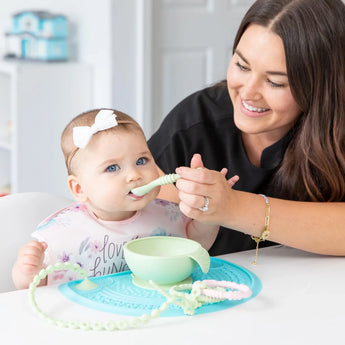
[1, 246, 344, 345]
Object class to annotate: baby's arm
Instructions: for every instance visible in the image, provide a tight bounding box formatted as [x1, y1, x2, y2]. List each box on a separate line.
[186, 174, 239, 250]
[186, 221, 220, 250]
[12, 241, 48, 289]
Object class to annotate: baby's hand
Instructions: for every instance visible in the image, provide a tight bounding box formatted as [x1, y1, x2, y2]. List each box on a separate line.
[12, 240, 48, 289]
[16, 241, 47, 276]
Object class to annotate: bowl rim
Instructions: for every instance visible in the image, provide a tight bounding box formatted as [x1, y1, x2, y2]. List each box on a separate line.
[124, 236, 202, 259]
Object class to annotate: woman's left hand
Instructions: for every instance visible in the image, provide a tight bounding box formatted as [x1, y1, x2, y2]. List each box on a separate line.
[175, 153, 238, 224]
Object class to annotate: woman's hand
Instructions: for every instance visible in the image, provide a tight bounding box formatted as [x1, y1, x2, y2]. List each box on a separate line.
[175, 153, 239, 225]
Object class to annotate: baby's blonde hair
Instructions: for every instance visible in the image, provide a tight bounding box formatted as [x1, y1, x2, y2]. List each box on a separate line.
[61, 108, 144, 175]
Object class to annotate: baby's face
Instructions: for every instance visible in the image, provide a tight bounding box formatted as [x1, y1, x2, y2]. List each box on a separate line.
[75, 129, 160, 221]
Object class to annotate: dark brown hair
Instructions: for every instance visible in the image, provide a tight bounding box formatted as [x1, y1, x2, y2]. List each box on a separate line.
[233, 0, 345, 201]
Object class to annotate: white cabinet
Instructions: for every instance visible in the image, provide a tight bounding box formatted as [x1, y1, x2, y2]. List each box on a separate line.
[0, 61, 92, 198]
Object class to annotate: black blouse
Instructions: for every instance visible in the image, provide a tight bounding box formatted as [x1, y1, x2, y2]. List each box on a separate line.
[148, 84, 291, 255]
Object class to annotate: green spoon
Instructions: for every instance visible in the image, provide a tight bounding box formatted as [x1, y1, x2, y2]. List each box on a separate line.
[131, 173, 181, 196]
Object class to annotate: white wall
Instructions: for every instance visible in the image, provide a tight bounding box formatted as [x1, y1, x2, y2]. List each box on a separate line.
[0, 0, 113, 108]
[0, 0, 258, 138]
[111, 1, 140, 124]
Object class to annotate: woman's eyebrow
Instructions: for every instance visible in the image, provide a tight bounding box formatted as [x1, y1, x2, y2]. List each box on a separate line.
[266, 70, 287, 76]
[235, 49, 249, 64]
[235, 49, 288, 77]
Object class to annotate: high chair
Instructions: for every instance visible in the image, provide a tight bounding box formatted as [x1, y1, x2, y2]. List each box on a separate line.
[0, 192, 72, 293]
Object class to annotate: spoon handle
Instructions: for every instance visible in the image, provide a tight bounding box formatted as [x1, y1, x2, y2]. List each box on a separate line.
[131, 173, 181, 196]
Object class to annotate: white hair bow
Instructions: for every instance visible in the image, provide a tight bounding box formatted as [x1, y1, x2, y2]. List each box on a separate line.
[73, 109, 118, 148]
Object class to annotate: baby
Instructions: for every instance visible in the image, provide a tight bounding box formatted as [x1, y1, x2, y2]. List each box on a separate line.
[12, 109, 222, 289]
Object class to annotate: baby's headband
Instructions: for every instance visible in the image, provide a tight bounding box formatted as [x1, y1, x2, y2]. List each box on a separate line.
[66, 109, 134, 173]
[73, 109, 118, 149]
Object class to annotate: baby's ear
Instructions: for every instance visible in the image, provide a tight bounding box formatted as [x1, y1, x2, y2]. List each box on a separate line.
[67, 175, 88, 202]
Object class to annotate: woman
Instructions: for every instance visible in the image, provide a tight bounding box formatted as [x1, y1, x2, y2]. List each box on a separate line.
[148, 0, 345, 257]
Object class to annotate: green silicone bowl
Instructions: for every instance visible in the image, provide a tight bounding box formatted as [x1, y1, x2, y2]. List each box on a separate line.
[124, 236, 210, 285]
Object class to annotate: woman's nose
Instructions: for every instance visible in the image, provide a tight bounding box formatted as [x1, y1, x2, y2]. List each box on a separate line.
[241, 75, 261, 100]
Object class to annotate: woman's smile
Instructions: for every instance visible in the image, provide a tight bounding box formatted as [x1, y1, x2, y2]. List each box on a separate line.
[241, 99, 270, 115]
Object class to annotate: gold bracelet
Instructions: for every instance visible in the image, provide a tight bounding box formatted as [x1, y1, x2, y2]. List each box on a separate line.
[251, 194, 270, 265]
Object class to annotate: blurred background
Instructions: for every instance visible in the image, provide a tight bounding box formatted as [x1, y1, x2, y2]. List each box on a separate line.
[0, 0, 254, 198]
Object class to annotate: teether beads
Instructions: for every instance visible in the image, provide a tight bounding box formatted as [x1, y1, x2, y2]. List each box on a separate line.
[192, 280, 252, 300]
[29, 262, 171, 331]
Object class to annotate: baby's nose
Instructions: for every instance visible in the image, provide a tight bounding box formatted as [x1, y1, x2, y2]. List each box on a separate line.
[127, 168, 142, 182]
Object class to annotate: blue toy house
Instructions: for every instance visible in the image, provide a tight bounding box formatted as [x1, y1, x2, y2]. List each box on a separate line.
[5, 10, 68, 61]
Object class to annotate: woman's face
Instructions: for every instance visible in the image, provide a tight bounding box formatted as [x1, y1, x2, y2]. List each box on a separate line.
[227, 24, 301, 145]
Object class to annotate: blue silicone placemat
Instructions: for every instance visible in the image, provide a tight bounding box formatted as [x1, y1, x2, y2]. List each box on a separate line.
[59, 257, 261, 317]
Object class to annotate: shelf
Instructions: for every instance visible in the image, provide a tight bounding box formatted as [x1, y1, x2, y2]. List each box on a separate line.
[0, 61, 92, 198]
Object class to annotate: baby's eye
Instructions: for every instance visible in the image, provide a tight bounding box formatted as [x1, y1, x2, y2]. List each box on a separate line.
[106, 164, 120, 172]
[136, 157, 147, 166]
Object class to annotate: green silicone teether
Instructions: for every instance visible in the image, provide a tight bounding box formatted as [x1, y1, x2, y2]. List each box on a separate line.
[131, 173, 181, 196]
[28, 261, 242, 331]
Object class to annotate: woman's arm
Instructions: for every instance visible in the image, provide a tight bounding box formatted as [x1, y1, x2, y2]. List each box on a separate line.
[156, 167, 219, 250]
[175, 160, 345, 256]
